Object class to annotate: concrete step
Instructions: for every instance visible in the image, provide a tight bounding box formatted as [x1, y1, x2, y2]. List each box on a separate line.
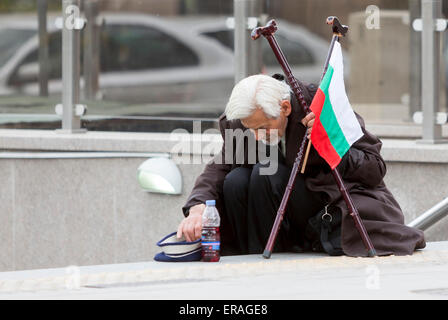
[1, 241, 448, 299]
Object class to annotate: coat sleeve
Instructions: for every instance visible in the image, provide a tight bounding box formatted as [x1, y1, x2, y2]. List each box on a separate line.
[182, 115, 232, 217]
[336, 115, 387, 188]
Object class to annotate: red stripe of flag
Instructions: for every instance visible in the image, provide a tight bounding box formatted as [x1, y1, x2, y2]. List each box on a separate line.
[309, 88, 341, 169]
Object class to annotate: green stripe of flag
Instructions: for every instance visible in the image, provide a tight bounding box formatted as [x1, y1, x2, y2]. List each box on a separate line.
[319, 65, 350, 158]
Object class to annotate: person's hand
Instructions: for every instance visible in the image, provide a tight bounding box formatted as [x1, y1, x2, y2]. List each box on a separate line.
[301, 112, 315, 139]
[176, 203, 205, 242]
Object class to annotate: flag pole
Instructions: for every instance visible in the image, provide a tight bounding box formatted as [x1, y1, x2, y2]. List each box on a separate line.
[301, 31, 338, 174]
[252, 17, 377, 258]
[325, 17, 376, 257]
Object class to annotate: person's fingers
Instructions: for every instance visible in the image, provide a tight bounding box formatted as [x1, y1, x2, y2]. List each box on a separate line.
[300, 117, 307, 126]
[189, 220, 199, 242]
[300, 114, 307, 126]
[308, 118, 315, 128]
[177, 215, 202, 242]
[184, 222, 193, 242]
[301, 112, 315, 126]
[194, 221, 202, 240]
[176, 220, 184, 239]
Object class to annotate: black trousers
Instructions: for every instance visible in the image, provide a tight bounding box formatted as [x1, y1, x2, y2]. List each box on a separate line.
[221, 161, 325, 255]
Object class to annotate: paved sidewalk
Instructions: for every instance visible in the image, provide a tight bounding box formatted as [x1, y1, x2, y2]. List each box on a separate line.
[1, 241, 448, 299]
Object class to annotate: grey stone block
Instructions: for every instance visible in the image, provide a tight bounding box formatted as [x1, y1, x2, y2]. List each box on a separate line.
[0, 129, 447, 271]
[384, 162, 448, 241]
[13, 159, 115, 270]
[0, 160, 14, 271]
[113, 157, 206, 264]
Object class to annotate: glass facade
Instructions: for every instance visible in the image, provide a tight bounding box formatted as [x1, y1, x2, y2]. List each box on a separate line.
[0, 0, 446, 133]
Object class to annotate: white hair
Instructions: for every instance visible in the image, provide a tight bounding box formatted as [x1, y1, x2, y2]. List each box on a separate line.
[225, 74, 291, 121]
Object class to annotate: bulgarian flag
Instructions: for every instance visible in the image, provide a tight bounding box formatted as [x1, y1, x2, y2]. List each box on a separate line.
[310, 41, 363, 170]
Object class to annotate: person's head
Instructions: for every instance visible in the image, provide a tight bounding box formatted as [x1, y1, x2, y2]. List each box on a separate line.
[225, 74, 292, 145]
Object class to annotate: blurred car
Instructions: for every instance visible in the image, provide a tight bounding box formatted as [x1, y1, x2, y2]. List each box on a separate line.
[0, 13, 339, 116]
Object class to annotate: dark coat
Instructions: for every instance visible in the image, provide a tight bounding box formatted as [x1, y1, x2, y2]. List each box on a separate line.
[183, 81, 425, 256]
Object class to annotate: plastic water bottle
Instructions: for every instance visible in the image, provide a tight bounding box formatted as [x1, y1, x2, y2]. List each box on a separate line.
[201, 200, 221, 262]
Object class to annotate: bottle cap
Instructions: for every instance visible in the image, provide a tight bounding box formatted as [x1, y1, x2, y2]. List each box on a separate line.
[205, 200, 216, 206]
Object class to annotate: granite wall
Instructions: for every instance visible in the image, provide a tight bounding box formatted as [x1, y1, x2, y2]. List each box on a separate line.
[0, 129, 447, 271]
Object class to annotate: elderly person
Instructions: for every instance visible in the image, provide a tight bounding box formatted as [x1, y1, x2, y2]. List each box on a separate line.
[177, 74, 425, 256]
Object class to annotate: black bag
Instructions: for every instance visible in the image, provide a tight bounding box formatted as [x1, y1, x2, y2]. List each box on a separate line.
[305, 205, 344, 256]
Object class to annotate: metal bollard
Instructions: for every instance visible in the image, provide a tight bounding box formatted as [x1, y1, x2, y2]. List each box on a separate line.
[56, 0, 87, 133]
[416, 0, 447, 143]
[83, 0, 101, 101]
[233, 0, 264, 84]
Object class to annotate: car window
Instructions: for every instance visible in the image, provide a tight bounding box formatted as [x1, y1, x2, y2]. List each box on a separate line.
[0, 29, 36, 68]
[9, 23, 201, 86]
[8, 31, 63, 86]
[100, 24, 199, 72]
[263, 34, 314, 66]
[201, 29, 315, 66]
[201, 30, 233, 51]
